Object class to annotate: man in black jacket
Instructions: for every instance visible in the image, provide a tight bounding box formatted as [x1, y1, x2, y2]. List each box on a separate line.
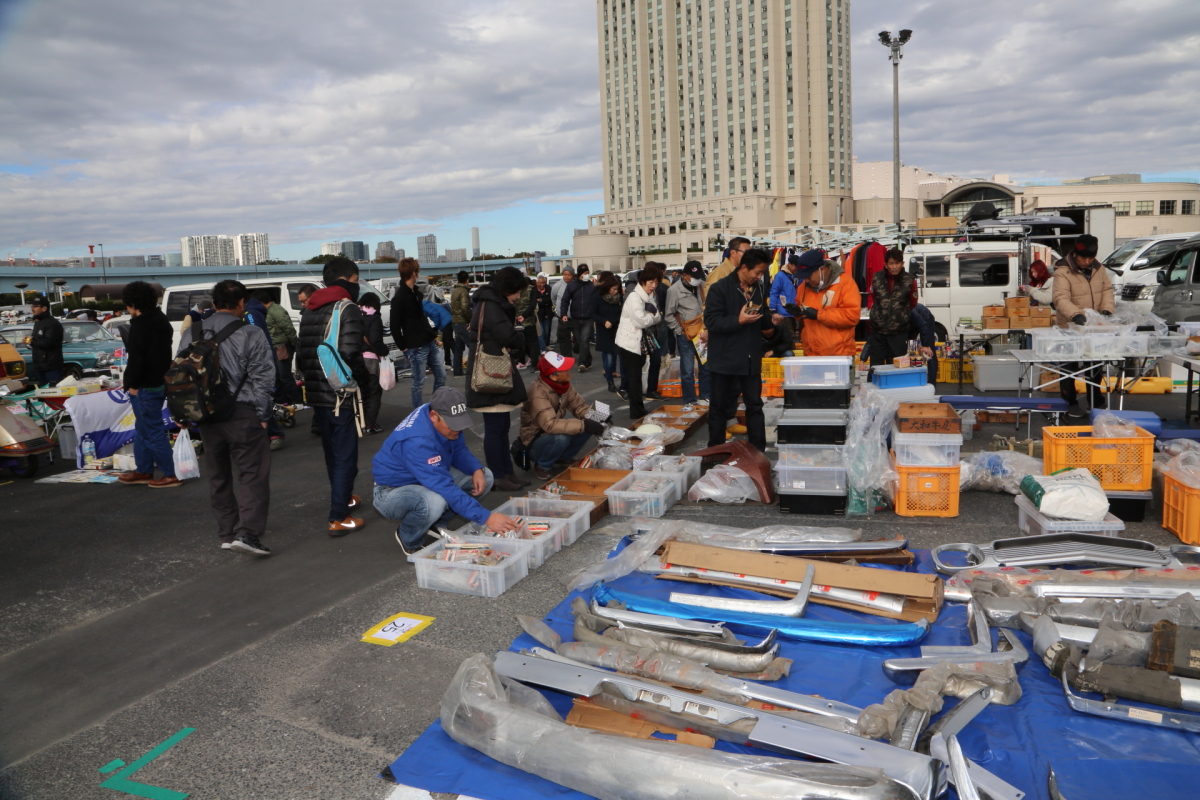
[27, 296, 64, 386]
[390, 257, 445, 408]
[299, 257, 370, 535]
[561, 264, 597, 371]
[703, 248, 775, 452]
[117, 281, 179, 488]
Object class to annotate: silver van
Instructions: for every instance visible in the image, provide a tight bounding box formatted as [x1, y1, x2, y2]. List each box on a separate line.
[1106, 231, 1200, 312]
[1152, 234, 1200, 323]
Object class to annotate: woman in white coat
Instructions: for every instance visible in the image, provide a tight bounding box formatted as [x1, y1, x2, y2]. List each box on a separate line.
[615, 267, 663, 420]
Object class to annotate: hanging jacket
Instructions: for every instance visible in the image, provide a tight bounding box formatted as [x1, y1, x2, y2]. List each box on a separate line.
[796, 265, 861, 357]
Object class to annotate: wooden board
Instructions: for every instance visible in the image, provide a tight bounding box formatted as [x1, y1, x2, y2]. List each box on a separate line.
[895, 402, 962, 434]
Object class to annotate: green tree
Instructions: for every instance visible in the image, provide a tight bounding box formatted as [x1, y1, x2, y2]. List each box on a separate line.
[257, 259, 286, 265]
[372, 256, 399, 263]
[305, 254, 339, 264]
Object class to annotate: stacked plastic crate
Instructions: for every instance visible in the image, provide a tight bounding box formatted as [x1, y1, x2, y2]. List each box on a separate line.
[775, 356, 853, 514]
[890, 421, 964, 518]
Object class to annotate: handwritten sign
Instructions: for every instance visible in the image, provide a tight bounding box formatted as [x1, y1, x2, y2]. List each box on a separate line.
[361, 612, 435, 646]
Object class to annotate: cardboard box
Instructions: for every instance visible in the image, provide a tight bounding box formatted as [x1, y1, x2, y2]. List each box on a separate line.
[892, 355, 912, 368]
[896, 402, 961, 434]
[916, 216, 959, 235]
[1007, 312, 1031, 329]
[1030, 306, 1054, 317]
[1004, 296, 1031, 310]
[1026, 316, 1052, 328]
[547, 467, 630, 524]
[983, 316, 1009, 329]
[982, 305, 1007, 318]
[658, 541, 943, 622]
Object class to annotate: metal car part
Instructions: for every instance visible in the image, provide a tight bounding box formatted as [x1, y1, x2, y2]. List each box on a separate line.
[920, 602, 992, 656]
[882, 629, 1028, 682]
[651, 563, 907, 614]
[930, 533, 1196, 575]
[668, 564, 816, 617]
[888, 707, 930, 751]
[756, 538, 910, 555]
[1021, 613, 1097, 650]
[493, 650, 942, 800]
[1060, 666, 1200, 733]
[921, 687, 994, 745]
[1031, 582, 1200, 601]
[928, 734, 981, 800]
[587, 600, 731, 637]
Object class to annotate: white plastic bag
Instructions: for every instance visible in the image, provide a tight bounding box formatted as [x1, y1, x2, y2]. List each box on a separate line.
[378, 357, 396, 391]
[687, 464, 759, 504]
[173, 428, 200, 480]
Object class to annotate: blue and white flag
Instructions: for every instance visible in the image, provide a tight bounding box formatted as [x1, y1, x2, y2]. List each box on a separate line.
[64, 390, 171, 467]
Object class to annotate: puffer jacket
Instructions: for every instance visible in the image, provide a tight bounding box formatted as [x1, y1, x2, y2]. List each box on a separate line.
[465, 284, 527, 409]
[390, 282, 435, 350]
[869, 270, 917, 334]
[796, 264, 861, 357]
[518, 377, 592, 445]
[1052, 258, 1115, 327]
[297, 286, 368, 407]
[29, 311, 64, 370]
[615, 284, 661, 354]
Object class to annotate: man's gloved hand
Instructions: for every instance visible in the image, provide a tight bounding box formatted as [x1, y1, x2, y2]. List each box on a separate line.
[643, 302, 658, 314]
[582, 418, 605, 437]
[783, 302, 804, 316]
[1071, 314, 1087, 325]
[799, 306, 818, 320]
[1099, 310, 1113, 317]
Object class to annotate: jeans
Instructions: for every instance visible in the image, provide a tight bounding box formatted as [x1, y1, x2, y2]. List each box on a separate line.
[620, 348, 647, 419]
[30, 365, 63, 387]
[675, 334, 710, 402]
[131, 387, 174, 477]
[601, 350, 619, 386]
[572, 319, 594, 366]
[529, 431, 591, 470]
[314, 403, 359, 522]
[708, 370, 766, 452]
[374, 467, 494, 548]
[452, 322, 470, 375]
[538, 317, 553, 353]
[482, 411, 514, 478]
[200, 405, 270, 542]
[405, 342, 446, 409]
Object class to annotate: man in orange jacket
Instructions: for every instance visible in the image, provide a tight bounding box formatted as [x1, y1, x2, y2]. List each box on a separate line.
[790, 257, 861, 357]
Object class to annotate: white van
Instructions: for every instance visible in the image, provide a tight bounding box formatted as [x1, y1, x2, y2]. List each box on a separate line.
[1103, 231, 1200, 313]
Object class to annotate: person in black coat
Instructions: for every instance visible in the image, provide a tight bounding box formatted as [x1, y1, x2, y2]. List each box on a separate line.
[465, 267, 530, 492]
[390, 257, 445, 410]
[27, 296, 64, 385]
[592, 271, 625, 395]
[358, 292, 390, 433]
[117, 281, 179, 487]
[703, 248, 776, 452]
[562, 265, 598, 370]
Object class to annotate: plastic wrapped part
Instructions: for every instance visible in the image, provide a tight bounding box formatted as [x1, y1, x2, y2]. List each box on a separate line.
[590, 441, 636, 470]
[688, 464, 761, 504]
[606, 426, 636, 441]
[844, 384, 900, 517]
[1048, 596, 1200, 632]
[1019, 469, 1110, 521]
[1166, 452, 1200, 488]
[959, 451, 1043, 495]
[1085, 625, 1152, 666]
[439, 655, 923, 800]
[670, 520, 864, 550]
[975, 595, 1045, 628]
[1092, 412, 1139, 438]
[1159, 438, 1200, 456]
[638, 426, 684, 448]
[857, 661, 1021, 740]
[946, 566, 1200, 600]
[566, 520, 679, 592]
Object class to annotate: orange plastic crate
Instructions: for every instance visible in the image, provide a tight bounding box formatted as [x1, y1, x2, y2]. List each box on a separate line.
[893, 455, 960, 518]
[659, 380, 682, 398]
[1042, 425, 1154, 491]
[1162, 473, 1200, 544]
[761, 357, 784, 381]
[762, 379, 783, 397]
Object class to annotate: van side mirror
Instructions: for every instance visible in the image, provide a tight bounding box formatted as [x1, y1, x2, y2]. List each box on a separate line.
[1133, 257, 1149, 268]
[1157, 269, 1167, 285]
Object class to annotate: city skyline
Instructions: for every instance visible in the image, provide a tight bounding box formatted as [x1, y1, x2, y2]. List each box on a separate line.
[2, 1, 1198, 263]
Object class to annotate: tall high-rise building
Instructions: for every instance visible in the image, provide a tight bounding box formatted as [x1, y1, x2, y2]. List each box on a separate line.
[375, 240, 398, 261]
[471, 227, 480, 258]
[396, 248, 406, 260]
[320, 242, 342, 256]
[233, 233, 270, 266]
[340, 241, 369, 261]
[417, 234, 438, 264]
[180, 235, 235, 266]
[579, 0, 853, 266]
[444, 248, 467, 262]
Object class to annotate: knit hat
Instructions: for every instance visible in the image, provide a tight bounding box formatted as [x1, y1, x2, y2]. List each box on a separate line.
[1072, 235, 1099, 259]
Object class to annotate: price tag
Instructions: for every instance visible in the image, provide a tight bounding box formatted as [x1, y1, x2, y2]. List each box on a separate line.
[361, 612, 435, 646]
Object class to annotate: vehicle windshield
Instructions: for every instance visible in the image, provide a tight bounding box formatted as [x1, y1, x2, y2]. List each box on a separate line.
[1102, 239, 1149, 268]
[63, 322, 116, 343]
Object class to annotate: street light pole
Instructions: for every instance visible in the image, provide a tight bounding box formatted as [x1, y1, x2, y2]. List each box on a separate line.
[878, 29, 913, 231]
[98, 243, 107, 284]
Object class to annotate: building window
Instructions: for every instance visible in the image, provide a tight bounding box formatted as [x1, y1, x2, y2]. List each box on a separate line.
[1184, 200, 1197, 216]
[1136, 200, 1153, 216]
[1160, 200, 1177, 215]
[1113, 201, 1130, 217]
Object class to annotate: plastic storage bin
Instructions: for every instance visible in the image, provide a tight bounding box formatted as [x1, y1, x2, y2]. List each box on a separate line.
[1121, 333, 1150, 357]
[639, 454, 702, 493]
[410, 535, 529, 597]
[777, 486, 848, 515]
[893, 457, 960, 517]
[775, 444, 846, 492]
[1162, 472, 1200, 544]
[971, 355, 1026, 391]
[1083, 331, 1129, 358]
[447, 515, 571, 568]
[890, 425, 963, 467]
[1042, 425, 1155, 491]
[1148, 333, 1187, 355]
[877, 383, 938, 403]
[782, 384, 852, 409]
[777, 409, 848, 445]
[871, 365, 928, 389]
[1013, 494, 1125, 537]
[604, 471, 680, 517]
[494, 497, 594, 543]
[781, 356, 853, 387]
[1030, 330, 1085, 359]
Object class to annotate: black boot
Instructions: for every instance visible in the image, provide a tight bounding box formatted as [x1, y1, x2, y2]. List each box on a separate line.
[607, 378, 617, 393]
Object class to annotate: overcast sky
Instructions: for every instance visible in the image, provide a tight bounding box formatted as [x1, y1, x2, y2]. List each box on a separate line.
[1, 0, 1197, 263]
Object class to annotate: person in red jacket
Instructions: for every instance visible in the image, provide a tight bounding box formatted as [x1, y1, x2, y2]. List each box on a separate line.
[791, 257, 861, 356]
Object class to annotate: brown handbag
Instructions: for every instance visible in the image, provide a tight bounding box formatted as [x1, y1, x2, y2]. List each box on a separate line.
[470, 303, 514, 394]
[680, 314, 705, 340]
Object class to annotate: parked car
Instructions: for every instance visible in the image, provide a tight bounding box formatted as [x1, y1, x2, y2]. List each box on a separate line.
[0, 331, 27, 381]
[0, 320, 125, 379]
[1105, 231, 1200, 312]
[1152, 234, 1200, 324]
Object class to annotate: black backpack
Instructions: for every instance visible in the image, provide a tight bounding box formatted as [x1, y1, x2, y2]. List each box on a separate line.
[164, 320, 248, 424]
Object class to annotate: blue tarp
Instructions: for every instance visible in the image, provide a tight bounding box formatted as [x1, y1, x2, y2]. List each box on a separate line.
[386, 549, 1200, 799]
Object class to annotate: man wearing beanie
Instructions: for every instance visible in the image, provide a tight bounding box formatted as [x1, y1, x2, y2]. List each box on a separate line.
[770, 250, 822, 356]
[1052, 234, 1115, 417]
[518, 351, 605, 479]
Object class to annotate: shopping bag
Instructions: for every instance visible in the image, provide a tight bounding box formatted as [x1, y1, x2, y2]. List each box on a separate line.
[379, 357, 396, 391]
[173, 428, 201, 480]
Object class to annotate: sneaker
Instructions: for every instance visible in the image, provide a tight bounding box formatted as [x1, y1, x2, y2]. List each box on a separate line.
[395, 528, 435, 556]
[230, 535, 271, 557]
[644, 391, 663, 400]
[118, 471, 154, 485]
[269, 436, 284, 451]
[220, 539, 235, 551]
[348, 494, 362, 510]
[492, 475, 525, 491]
[577, 364, 590, 373]
[147, 476, 183, 489]
[616, 389, 629, 401]
[533, 465, 553, 480]
[328, 516, 365, 536]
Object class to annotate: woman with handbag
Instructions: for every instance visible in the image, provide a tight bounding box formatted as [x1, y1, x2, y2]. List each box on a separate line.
[592, 271, 625, 397]
[614, 267, 663, 421]
[465, 266, 531, 492]
[357, 293, 389, 433]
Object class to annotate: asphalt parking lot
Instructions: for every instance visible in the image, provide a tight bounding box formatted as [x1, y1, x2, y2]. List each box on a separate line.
[0, 366, 1184, 800]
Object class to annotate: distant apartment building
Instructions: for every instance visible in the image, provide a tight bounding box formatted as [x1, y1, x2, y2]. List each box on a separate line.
[444, 248, 467, 262]
[110, 255, 147, 268]
[145, 254, 165, 267]
[340, 241, 368, 261]
[471, 227, 480, 258]
[164, 252, 183, 267]
[233, 233, 270, 266]
[181, 235, 235, 266]
[417, 234, 438, 264]
[573, 0, 853, 272]
[396, 248, 406, 261]
[375, 240, 398, 260]
[320, 242, 341, 257]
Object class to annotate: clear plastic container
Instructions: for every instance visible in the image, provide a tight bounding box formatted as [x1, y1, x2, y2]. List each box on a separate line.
[1121, 332, 1150, 357]
[494, 497, 593, 543]
[410, 535, 530, 597]
[890, 424, 963, 467]
[1030, 330, 1085, 359]
[639, 454, 702, 494]
[1148, 333, 1187, 355]
[774, 444, 847, 492]
[1083, 331, 1128, 358]
[604, 471, 680, 517]
[1013, 494, 1125, 537]
[780, 356, 853, 387]
[447, 515, 570, 568]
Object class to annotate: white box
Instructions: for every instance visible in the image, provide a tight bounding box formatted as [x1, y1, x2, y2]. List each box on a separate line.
[1030, 330, 1085, 359]
[1013, 494, 1125, 537]
[604, 471, 680, 517]
[890, 425, 963, 467]
[638, 454, 702, 494]
[774, 445, 847, 492]
[971, 355, 1027, 391]
[409, 535, 529, 597]
[780, 356, 853, 387]
[494, 497, 593, 542]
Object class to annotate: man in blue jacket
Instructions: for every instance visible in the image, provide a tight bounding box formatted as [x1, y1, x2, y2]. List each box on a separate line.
[769, 250, 823, 356]
[372, 386, 519, 555]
